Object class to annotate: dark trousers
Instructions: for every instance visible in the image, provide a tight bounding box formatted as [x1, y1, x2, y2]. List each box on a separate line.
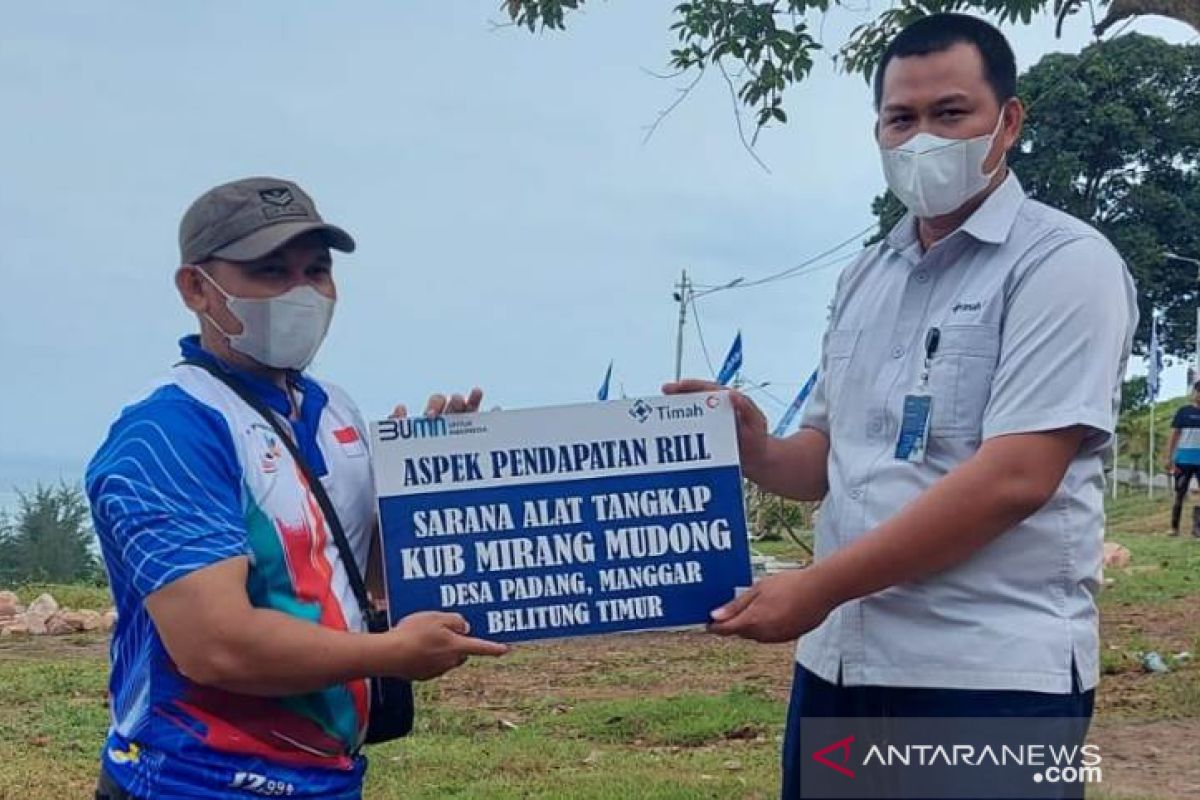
[1171, 464, 1200, 533]
[781, 664, 1095, 800]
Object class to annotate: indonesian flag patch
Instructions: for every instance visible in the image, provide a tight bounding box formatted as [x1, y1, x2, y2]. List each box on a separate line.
[332, 426, 367, 457]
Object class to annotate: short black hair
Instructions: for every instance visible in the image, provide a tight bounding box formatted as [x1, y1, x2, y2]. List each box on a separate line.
[874, 13, 1017, 110]
[1192, 379, 1200, 392]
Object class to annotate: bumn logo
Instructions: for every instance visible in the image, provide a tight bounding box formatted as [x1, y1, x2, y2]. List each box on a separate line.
[259, 187, 294, 206]
[378, 417, 449, 441]
[813, 735, 856, 779]
[629, 399, 653, 423]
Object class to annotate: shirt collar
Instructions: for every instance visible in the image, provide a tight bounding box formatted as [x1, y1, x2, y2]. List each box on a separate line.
[960, 171, 1025, 245]
[885, 171, 1027, 254]
[178, 335, 323, 417]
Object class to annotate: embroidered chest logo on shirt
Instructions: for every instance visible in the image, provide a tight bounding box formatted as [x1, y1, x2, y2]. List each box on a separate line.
[247, 422, 284, 474]
[952, 301, 982, 313]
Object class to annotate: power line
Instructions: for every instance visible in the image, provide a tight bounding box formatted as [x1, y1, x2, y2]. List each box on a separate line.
[732, 222, 878, 290]
[689, 294, 718, 379]
[741, 374, 792, 411]
[691, 12, 1147, 302]
[691, 292, 807, 409]
[764, 249, 862, 285]
[670, 11, 1156, 392]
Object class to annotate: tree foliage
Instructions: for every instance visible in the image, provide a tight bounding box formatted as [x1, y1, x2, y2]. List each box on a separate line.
[0, 483, 100, 584]
[871, 34, 1200, 355]
[1114, 394, 1181, 473]
[1121, 375, 1150, 413]
[1015, 34, 1200, 355]
[504, 0, 1199, 136]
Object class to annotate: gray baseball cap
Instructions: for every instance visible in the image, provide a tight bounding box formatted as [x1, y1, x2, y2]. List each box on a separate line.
[179, 176, 356, 264]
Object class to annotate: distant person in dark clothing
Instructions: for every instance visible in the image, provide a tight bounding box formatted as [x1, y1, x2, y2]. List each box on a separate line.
[1164, 380, 1200, 537]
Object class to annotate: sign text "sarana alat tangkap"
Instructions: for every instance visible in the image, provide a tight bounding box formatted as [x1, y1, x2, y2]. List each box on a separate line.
[404, 485, 732, 630]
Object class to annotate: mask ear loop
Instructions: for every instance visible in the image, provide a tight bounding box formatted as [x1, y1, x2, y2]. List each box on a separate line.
[980, 102, 1011, 181]
[192, 265, 239, 340]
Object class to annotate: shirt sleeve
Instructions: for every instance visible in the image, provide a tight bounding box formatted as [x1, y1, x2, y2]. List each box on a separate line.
[86, 387, 249, 598]
[981, 235, 1137, 449]
[1172, 408, 1186, 429]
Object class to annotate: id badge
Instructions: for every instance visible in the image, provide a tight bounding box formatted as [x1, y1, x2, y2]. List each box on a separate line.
[895, 393, 932, 463]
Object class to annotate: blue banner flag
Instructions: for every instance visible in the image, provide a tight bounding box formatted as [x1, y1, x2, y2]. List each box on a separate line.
[1148, 314, 1163, 400]
[716, 332, 743, 386]
[772, 368, 819, 437]
[597, 361, 614, 402]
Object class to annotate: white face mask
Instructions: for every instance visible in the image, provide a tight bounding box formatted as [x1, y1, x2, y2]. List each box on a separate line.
[879, 109, 1006, 219]
[197, 269, 335, 371]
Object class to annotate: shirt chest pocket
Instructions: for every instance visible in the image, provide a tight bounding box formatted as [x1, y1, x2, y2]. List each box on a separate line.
[823, 328, 860, 420]
[927, 324, 1000, 438]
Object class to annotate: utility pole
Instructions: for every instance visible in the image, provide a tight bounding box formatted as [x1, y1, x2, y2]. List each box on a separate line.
[672, 271, 745, 382]
[1149, 407, 1156, 499]
[673, 269, 690, 382]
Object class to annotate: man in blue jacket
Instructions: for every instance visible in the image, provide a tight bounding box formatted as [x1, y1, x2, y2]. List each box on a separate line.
[88, 177, 507, 799]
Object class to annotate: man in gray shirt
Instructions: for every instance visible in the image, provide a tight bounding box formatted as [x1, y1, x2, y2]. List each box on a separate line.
[669, 13, 1136, 799]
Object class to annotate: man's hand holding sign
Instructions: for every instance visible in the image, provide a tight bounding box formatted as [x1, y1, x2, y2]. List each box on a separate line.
[662, 379, 838, 644]
[370, 386, 509, 678]
[662, 379, 1088, 645]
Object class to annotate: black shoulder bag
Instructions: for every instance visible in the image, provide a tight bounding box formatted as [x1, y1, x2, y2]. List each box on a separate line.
[182, 359, 414, 745]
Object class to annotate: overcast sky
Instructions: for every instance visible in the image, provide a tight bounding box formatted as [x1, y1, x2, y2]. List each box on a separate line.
[1, 2, 1195, 504]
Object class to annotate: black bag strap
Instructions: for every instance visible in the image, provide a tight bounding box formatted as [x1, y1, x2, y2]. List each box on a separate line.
[180, 359, 375, 623]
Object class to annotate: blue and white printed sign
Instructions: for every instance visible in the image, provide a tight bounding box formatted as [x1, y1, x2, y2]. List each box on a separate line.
[371, 393, 752, 643]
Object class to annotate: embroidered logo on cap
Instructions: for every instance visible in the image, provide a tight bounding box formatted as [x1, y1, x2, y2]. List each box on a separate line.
[259, 188, 294, 206]
[258, 187, 308, 220]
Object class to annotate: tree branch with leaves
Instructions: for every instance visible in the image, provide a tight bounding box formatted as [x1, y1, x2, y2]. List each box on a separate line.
[503, 0, 1199, 138]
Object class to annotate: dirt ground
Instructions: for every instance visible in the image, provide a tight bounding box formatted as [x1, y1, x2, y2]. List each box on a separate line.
[431, 630, 1200, 799]
[1089, 719, 1200, 799]
[1101, 597, 1199, 652]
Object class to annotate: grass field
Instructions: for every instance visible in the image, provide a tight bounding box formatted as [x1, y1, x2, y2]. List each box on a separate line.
[1, 489, 1197, 799]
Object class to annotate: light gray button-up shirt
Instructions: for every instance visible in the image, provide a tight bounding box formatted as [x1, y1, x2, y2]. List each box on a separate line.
[798, 173, 1137, 694]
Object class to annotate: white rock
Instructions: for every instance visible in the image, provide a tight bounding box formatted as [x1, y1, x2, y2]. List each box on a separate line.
[21, 593, 59, 634]
[25, 592, 59, 619]
[1102, 542, 1132, 569]
[0, 590, 19, 618]
[0, 622, 29, 637]
[44, 613, 78, 636]
[55, 611, 89, 634]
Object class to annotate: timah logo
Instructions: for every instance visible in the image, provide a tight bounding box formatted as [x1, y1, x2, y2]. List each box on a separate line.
[378, 417, 449, 441]
[629, 399, 653, 423]
[813, 736, 856, 779]
[259, 187, 294, 206]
